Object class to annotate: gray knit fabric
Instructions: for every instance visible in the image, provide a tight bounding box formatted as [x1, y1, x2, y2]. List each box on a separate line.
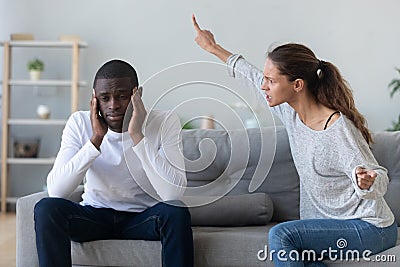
[273, 103, 394, 227]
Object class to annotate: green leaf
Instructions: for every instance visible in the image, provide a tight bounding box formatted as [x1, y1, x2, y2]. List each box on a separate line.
[389, 82, 400, 98]
[181, 121, 196, 130]
[386, 68, 400, 131]
[388, 68, 400, 98]
[27, 58, 44, 71]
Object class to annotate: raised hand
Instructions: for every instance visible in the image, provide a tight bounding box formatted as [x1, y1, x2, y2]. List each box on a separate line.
[355, 167, 377, 190]
[192, 14, 232, 62]
[128, 86, 147, 145]
[192, 14, 218, 53]
[90, 91, 108, 150]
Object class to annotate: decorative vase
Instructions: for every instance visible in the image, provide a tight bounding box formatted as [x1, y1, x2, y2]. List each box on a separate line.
[37, 105, 50, 119]
[201, 115, 215, 129]
[29, 70, 41, 80]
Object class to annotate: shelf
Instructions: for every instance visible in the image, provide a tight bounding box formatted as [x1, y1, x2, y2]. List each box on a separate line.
[7, 157, 56, 165]
[8, 119, 67, 125]
[6, 197, 18, 204]
[3, 79, 87, 87]
[1, 38, 86, 212]
[0, 40, 88, 48]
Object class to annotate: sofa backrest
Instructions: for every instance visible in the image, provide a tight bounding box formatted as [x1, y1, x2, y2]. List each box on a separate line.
[181, 126, 300, 222]
[181, 127, 400, 225]
[371, 131, 400, 226]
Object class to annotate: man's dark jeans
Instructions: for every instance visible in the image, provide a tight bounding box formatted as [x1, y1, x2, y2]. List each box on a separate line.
[34, 197, 194, 267]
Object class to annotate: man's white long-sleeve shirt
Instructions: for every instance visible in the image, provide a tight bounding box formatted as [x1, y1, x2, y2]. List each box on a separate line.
[47, 110, 187, 212]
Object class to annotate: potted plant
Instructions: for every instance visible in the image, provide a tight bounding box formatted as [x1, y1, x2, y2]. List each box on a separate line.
[27, 58, 44, 80]
[387, 67, 400, 131]
[182, 120, 196, 130]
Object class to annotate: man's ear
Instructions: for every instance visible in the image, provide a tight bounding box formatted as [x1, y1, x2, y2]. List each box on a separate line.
[293, 79, 304, 93]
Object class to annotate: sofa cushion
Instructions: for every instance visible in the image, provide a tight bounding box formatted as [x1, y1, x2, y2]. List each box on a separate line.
[188, 193, 273, 226]
[72, 239, 161, 267]
[71, 225, 277, 267]
[371, 131, 400, 226]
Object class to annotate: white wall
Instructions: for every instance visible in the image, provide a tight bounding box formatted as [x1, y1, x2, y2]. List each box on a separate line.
[1, 0, 400, 130]
[1, 0, 400, 196]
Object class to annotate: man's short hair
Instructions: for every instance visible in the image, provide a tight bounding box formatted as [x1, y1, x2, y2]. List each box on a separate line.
[93, 59, 139, 88]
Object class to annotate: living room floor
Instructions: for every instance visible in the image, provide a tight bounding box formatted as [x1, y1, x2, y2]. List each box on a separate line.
[0, 213, 16, 267]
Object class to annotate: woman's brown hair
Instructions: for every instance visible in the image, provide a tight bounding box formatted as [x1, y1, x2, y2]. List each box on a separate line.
[267, 43, 372, 144]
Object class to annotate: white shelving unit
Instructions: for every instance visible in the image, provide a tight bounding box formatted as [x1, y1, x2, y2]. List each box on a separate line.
[1, 40, 87, 212]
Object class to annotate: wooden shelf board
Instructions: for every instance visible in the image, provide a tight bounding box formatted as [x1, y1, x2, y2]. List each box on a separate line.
[5, 197, 18, 204]
[3, 80, 87, 87]
[6, 158, 56, 165]
[8, 119, 67, 125]
[0, 40, 88, 48]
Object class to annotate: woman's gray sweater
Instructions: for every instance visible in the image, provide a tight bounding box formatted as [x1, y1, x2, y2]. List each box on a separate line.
[227, 54, 394, 227]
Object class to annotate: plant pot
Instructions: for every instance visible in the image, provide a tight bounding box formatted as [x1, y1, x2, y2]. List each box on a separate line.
[29, 70, 42, 80]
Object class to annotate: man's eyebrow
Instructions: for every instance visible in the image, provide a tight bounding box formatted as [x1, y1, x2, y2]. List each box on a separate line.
[97, 88, 131, 95]
[96, 91, 109, 96]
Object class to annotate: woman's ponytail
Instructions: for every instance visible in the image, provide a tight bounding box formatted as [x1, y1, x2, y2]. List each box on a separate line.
[316, 61, 372, 144]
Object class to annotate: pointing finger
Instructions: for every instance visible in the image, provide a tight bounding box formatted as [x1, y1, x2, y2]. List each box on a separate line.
[192, 14, 202, 32]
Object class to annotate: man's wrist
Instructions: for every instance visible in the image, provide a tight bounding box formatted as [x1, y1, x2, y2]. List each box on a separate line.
[130, 132, 144, 145]
[90, 135, 104, 150]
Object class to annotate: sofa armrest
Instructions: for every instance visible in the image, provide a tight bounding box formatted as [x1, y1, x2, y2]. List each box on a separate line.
[16, 186, 84, 267]
[16, 191, 49, 267]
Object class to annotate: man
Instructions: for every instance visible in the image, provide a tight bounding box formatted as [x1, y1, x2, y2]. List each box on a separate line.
[34, 59, 194, 267]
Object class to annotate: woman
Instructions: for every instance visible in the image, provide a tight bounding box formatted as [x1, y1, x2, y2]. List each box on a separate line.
[191, 15, 397, 266]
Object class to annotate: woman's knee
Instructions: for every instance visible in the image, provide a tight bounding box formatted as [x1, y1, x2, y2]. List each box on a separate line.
[268, 224, 282, 244]
[268, 222, 294, 248]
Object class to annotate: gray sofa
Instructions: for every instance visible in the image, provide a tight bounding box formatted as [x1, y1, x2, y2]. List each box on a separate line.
[16, 126, 400, 267]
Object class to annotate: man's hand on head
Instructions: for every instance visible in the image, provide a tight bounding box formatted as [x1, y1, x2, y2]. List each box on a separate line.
[128, 86, 146, 145]
[90, 91, 108, 150]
